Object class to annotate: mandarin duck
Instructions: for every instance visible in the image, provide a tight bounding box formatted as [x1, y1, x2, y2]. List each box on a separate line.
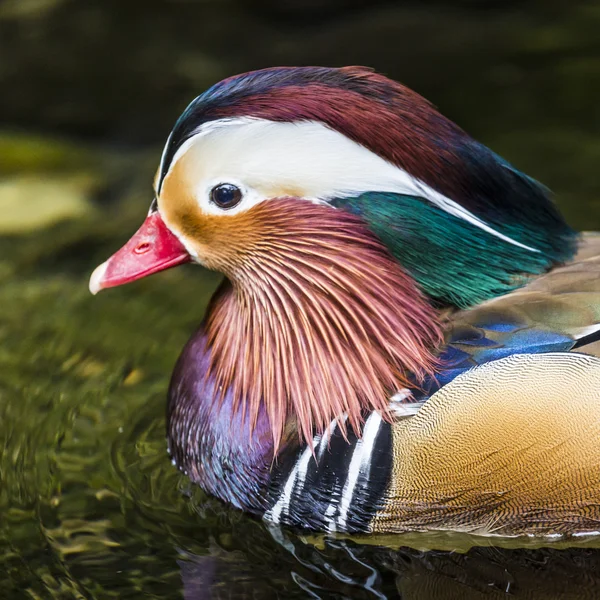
[90, 67, 600, 537]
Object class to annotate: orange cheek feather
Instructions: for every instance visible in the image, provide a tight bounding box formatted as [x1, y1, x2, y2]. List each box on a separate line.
[159, 162, 265, 274]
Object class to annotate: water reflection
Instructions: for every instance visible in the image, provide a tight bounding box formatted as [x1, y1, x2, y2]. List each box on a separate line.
[179, 524, 600, 599]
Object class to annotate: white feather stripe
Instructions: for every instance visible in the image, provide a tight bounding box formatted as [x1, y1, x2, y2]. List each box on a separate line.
[336, 412, 383, 530]
[159, 117, 538, 252]
[264, 434, 319, 524]
[571, 323, 600, 340]
[391, 402, 425, 418]
[317, 414, 347, 462]
[325, 503, 337, 533]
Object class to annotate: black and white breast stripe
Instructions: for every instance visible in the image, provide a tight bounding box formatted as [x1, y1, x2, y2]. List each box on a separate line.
[264, 411, 393, 534]
[573, 324, 600, 350]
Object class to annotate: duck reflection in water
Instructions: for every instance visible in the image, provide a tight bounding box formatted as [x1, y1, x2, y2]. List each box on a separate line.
[177, 525, 600, 599]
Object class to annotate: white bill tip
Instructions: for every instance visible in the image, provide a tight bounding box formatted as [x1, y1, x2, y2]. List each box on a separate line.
[89, 261, 108, 295]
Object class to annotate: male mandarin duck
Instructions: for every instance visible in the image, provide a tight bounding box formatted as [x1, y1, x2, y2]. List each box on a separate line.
[89, 67, 600, 537]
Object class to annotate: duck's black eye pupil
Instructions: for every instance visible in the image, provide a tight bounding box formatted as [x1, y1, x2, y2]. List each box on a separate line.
[210, 184, 242, 209]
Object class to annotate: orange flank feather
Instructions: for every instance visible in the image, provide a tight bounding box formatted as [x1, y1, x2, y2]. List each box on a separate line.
[164, 195, 443, 449]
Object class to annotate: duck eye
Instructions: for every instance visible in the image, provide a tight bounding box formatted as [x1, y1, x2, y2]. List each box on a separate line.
[210, 184, 243, 210]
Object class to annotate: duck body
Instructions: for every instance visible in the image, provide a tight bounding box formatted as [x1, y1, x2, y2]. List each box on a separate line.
[91, 67, 600, 537]
[167, 328, 395, 532]
[168, 235, 600, 536]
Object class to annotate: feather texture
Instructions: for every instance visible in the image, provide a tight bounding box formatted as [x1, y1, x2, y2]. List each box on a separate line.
[374, 352, 600, 536]
[333, 193, 577, 307]
[201, 198, 443, 449]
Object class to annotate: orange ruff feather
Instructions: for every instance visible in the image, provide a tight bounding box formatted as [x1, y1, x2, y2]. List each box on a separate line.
[202, 199, 442, 449]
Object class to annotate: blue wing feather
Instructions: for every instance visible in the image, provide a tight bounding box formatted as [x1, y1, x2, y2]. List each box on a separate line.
[415, 320, 577, 400]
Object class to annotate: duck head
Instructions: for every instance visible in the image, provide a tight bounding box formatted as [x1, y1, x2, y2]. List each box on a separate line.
[90, 66, 576, 447]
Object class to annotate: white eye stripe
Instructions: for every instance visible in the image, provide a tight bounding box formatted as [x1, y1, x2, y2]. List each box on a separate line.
[159, 117, 538, 252]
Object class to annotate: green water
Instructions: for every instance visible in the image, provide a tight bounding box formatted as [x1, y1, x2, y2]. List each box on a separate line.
[2, 148, 600, 599]
[2, 1, 600, 597]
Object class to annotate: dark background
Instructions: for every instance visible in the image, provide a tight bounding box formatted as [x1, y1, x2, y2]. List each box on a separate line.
[1, 0, 598, 227]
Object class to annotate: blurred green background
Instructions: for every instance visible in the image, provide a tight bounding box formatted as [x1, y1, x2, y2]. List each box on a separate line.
[1, 0, 599, 233]
[1, 1, 599, 598]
